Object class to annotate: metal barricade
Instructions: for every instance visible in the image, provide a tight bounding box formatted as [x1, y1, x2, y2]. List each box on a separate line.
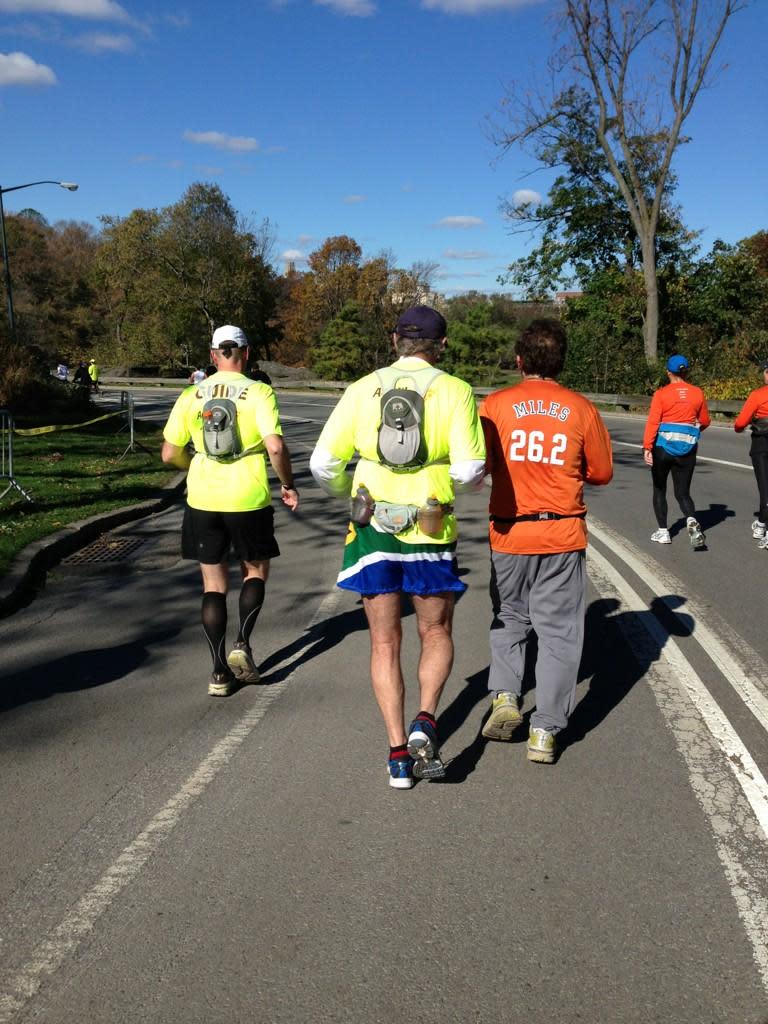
[0, 409, 32, 503]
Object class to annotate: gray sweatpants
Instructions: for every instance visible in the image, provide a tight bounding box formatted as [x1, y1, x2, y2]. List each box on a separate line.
[488, 549, 586, 734]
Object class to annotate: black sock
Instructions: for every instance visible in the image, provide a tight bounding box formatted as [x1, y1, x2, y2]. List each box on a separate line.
[389, 745, 409, 761]
[201, 592, 227, 674]
[236, 578, 265, 646]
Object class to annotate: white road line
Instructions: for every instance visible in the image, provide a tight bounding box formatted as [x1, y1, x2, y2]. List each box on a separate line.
[589, 518, 768, 734]
[587, 549, 768, 990]
[0, 588, 344, 1023]
[611, 439, 750, 470]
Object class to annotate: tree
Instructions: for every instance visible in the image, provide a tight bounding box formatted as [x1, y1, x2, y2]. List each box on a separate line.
[495, 0, 747, 364]
[309, 302, 371, 380]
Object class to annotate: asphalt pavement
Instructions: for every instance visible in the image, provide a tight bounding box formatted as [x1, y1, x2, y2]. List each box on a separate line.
[0, 390, 766, 1023]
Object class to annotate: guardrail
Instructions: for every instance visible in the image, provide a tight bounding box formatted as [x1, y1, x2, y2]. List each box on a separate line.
[101, 377, 745, 416]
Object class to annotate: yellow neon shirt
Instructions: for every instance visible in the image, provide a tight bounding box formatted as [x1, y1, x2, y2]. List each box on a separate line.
[314, 358, 485, 544]
[163, 371, 282, 512]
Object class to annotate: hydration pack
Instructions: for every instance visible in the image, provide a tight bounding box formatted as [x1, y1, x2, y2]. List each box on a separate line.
[375, 366, 442, 469]
[199, 380, 251, 460]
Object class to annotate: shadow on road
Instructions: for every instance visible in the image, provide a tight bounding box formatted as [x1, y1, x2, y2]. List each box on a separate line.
[257, 605, 372, 684]
[433, 593, 693, 776]
[0, 628, 180, 715]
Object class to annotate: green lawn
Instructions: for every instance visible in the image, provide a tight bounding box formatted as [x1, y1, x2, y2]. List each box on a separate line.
[0, 417, 177, 578]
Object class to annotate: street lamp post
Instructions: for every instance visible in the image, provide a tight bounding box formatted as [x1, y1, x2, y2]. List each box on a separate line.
[0, 180, 78, 336]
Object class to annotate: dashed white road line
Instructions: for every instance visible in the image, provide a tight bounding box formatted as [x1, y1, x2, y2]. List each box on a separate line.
[587, 547, 768, 990]
[0, 588, 343, 1023]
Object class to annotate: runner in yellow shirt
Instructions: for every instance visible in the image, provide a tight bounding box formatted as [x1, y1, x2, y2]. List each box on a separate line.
[162, 325, 299, 697]
[310, 306, 486, 789]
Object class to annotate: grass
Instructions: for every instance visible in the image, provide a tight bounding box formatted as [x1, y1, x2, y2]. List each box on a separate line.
[0, 415, 177, 578]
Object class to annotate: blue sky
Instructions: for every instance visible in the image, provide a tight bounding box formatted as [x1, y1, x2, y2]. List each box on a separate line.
[0, 0, 766, 296]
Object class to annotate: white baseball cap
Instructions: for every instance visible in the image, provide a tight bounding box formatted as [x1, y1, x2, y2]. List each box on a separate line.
[211, 325, 248, 349]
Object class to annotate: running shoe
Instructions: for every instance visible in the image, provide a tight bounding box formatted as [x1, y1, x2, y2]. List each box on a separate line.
[650, 528, 671, 544]
[686, 517, 705, 549]
[208, 670, 236, 697]
[481, 691, 523, 741]
[527, 726, 556, 764]
[387, 756, 414, 790]
[758, 536, 768, 551]
[407, 718, 446, 780]
[227, 642, 260, 683]
[751, 520, 766, 540]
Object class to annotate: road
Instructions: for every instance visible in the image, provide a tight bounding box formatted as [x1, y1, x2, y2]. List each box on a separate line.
[0, 387, 766, 1023]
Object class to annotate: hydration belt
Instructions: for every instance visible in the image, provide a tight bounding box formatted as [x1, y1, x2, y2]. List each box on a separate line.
[490, 511, 586, 524]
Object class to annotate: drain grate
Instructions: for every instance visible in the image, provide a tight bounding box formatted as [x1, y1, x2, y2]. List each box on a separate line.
[62, 534, 145, 565]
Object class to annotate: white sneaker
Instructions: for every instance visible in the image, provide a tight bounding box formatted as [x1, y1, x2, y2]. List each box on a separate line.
[758, 536, 768, 550]
[686, 517, 705, 549]
[751, 520, 766, 540]
[651, 528, 671, 544]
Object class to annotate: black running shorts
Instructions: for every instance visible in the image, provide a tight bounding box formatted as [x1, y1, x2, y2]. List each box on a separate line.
[182, 505, 280, 564]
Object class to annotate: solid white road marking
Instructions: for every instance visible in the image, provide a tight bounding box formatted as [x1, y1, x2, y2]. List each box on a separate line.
[612, 439, 750, 470]
[0, 588, 344, 1023]
[589, 518, 768, 735]
[587, 548, 768, 990]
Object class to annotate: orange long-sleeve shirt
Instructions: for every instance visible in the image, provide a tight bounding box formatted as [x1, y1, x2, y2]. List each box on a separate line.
[480, 379, 613, 555]
[642, 381, 710, 451]
[734, 385, 768, 433]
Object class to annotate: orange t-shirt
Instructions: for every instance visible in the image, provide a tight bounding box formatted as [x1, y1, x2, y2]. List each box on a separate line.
[479, 379, 613, 555]
[734, 385, 768, 432]
[642, 381, 710, 450]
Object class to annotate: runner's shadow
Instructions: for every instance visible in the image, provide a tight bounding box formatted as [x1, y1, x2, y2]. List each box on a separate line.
[670, 503, 734, 539]
[565, 594, 693, 748]
[257, 606, 372, 684]
[0, 628, 179, 715]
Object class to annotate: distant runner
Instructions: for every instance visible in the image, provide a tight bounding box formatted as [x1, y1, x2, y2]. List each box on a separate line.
[161, 325, 299, 696]
[310, 306, 485, 790]
[734, 357, 768, 549]
[479, 318, 613, 764]
[642, 354, 710, 548]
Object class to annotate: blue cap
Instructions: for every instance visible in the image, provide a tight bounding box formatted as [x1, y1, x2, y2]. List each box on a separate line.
[666, 354, 689, 373]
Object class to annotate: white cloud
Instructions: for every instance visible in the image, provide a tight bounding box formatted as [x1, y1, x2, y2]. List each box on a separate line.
[511, 188, 542, 206]
[297, 234, 315, 246]
[281, 249, 304, 261]
[343, 194, 366, 204]
[313, 0, 376, 15]
[70, 30, 133, 51]
[0, 50, 56, 85]
[443, 248, 491, 260]
[421, 0, 543, 13]
[183, 130, 259, 153]
[264, 145, 286, 154]
[196, 164, 223, 176]
[0, 0, 129, 19]
[435, 215, 485, 229]
[131, 152, 153, 163]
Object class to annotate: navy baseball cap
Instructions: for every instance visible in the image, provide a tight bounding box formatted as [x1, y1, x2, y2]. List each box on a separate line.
[666, 354, 689, 373]
[394, 306, 447, 340]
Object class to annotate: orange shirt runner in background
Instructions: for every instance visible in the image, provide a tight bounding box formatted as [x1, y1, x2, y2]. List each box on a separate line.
[480, 379, 613, 556]
[642, 381, 711, 451]
[734, 385, 768, 432]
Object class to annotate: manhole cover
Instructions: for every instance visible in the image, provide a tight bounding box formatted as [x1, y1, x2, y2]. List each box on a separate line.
[62, 535, 145, 565]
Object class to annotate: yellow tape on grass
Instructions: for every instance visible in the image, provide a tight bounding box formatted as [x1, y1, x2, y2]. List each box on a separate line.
[13, 410, 124, 435]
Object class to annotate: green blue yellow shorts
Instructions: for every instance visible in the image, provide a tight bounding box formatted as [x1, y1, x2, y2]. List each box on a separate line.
[337, 522, 466, 596]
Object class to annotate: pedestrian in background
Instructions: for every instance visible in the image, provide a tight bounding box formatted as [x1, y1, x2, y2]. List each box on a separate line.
[88, 358, 100, 394]
[642, 355, 710, 548]
[310, 305, 486, 789]
[734, 358, 768, 549]
[161, 325, 299, 696]
[479, 318, 613, 764]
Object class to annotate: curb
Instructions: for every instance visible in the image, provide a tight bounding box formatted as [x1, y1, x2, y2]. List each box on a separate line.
[0, 471, 188, 620]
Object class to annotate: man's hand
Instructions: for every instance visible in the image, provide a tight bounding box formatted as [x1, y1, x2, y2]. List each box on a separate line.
[643, 448, 653, 466]
[280, 484, 299, 511]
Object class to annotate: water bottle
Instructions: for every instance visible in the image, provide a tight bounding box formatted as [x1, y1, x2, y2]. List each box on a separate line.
[350, 484, 375, 526]
[417, 496, 443, 536]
